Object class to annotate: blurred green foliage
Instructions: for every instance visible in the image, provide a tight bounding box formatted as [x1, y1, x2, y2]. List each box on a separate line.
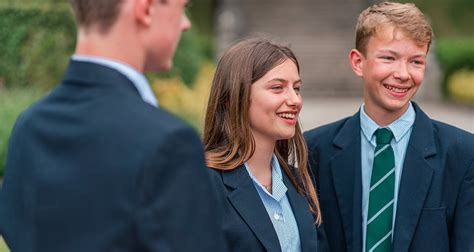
[401, 0, 473, 37]
[0, 88, 43, 176]
[0, 4, 211, 89]
[436, 37, 474, 96]
[0, 7, 75, 89]
[187, 0, 218, 36]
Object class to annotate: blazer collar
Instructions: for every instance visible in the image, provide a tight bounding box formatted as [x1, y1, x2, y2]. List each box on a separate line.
[222, 164, 281, 251]
[333, 111, 361, 149]
[62, 60, 139, 95]
[282, 170, 319, 251]
[331, 111, 364, 252]
[222, 164, 319, 251]
[392, 102, 436, 251]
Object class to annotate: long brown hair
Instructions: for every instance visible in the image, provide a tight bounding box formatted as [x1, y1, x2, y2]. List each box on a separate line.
[203, 38, 321, 224]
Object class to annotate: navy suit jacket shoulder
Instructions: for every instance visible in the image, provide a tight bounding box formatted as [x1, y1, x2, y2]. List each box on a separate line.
[304, 103, 474, 252]
[0, 61, 227, 252]
[207, 164, 319, 252]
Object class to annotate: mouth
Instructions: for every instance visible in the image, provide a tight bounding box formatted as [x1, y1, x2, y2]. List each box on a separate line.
[277, 112, 298, 125]
[383, 84, 411, 96]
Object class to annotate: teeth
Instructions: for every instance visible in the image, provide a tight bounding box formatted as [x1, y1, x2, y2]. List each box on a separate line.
[278, 113, 296, 119]
[384, 84, 408, 93]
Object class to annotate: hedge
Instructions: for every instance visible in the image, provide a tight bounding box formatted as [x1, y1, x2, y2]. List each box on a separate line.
[0, 6, 206, 90]
[436, 37, 474, 97]
[0, 7, 75, 89]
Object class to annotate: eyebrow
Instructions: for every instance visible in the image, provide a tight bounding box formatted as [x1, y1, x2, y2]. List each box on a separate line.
[378, 50, 426, 58]
[267, 78, 302, 85]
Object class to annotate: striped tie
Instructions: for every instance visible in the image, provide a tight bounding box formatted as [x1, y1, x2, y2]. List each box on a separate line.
[366, 128, 395, 252]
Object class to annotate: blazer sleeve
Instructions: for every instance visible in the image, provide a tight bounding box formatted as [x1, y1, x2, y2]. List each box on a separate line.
[134, 126, 227, 252]
[452, 158, 474, 251]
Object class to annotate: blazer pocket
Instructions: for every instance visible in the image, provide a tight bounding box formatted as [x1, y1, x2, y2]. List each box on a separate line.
[410, 207, 449, 251]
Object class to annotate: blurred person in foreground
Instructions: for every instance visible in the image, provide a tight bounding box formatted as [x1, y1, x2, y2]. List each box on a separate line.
[204, 38, 322, 251]
[305, 2, 474, 251]
[0, 0, 227, 251]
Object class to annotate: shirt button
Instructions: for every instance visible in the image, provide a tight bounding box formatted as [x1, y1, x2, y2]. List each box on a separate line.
[274, 213, 280, 220]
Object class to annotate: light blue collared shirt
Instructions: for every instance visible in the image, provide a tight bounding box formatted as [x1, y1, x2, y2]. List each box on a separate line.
[245, 154, 301, 252]
[71, 55, 158, 107]
[360, 103, 415, 252]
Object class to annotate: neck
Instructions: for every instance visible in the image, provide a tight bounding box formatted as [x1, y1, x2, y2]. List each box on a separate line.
[363, 102, 409, 127]
[74, 27, 144, 72]
[246, 134, 275, 186]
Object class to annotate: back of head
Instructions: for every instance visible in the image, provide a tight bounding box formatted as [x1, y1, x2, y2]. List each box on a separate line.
[355, 1, 433, 55]
[69, 0, 124, 33]
[204, 38, 299, 169]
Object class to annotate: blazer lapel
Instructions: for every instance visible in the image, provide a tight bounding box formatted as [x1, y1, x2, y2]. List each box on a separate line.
[283, 172, 318, 252]
[330, 113, 363, 252]
[222, 165, 281, 251]
[392, 103, 436, 252]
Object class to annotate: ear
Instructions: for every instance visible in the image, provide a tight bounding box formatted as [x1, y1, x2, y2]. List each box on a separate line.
[348, 49, 365, 77]
[134, 0, 154, 26]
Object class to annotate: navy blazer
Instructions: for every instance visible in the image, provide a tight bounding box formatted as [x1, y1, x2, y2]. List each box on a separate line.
[0, 61, 227, 251]
[207, 164, 319, 252]
[304, 103, 474, 252]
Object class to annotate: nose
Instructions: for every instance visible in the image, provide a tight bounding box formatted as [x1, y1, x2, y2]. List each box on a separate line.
[393, 61, 410, 81]
[286, 88, 302, 108]
[182, 14, 191, 32]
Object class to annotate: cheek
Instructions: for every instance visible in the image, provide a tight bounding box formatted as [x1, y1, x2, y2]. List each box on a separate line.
[296, 97, 303, 112]
[412, 70, 425, 86]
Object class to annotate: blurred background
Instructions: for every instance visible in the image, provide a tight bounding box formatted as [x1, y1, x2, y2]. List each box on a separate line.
[0, 0, 473, 249]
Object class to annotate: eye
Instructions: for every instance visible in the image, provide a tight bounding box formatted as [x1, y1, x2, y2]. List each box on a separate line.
[412, 59, 425, 66]
[271, 85, 283, 90]
[293, 86, 301, 93]
[380, 56, 395, 61]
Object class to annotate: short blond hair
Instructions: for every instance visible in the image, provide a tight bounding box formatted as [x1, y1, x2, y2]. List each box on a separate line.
[355, 2, 433, 55]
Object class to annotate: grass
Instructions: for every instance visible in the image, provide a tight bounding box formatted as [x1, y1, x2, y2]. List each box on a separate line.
[0, 88, 44, 175]
[0, 236, 9, 252]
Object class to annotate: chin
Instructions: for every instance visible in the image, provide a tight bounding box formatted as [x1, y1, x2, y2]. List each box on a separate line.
[383, 99, 411, 113]
[277, 132, 296, 141]
[145, 60, 173, 73]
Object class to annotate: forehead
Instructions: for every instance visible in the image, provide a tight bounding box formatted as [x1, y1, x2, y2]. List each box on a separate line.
[367, 25, 428, 53]
[264, 59, 299, 76]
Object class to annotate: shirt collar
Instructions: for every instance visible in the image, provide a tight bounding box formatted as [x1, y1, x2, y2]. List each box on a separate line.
[71, 55, 158, 107]
[245, 153, 288, 201]
[360, 102, 416, 144]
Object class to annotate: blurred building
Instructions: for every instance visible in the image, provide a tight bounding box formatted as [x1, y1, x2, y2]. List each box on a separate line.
[216, 0, 441, 99]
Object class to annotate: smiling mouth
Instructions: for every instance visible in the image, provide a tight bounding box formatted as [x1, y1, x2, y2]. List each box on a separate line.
[277, 113, 296, 119]
[277, 112, 298, 125]
[384, 84, 410, 93]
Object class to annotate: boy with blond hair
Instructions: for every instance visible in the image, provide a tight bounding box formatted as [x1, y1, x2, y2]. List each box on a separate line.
[305, 2, 474, 251]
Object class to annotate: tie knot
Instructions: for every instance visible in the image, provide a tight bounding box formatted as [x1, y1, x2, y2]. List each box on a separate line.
[375, 128, 393, 145]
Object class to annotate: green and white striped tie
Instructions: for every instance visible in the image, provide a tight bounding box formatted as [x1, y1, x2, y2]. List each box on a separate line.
[366, 128, 395, 252]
